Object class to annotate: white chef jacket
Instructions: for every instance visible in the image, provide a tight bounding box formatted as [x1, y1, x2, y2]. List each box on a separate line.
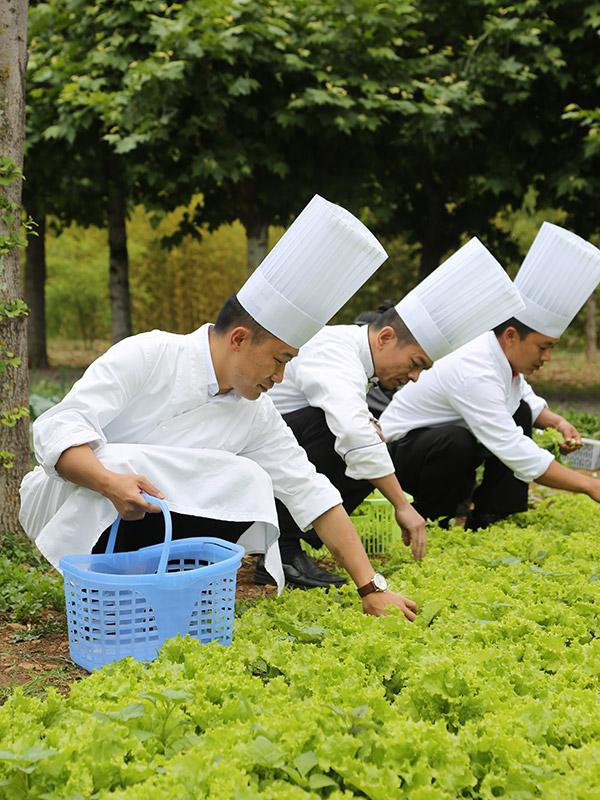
[268, 325, 395, 481]
[380, 331, 553, 484]
[19, 324, 341, 589]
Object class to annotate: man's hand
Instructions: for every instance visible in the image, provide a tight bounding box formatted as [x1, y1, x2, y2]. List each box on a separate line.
[585, 477, 600, 503]
[362, 590, 418, 620]
[395, 503, 427, 560]
[55, 445, 165, 520]
[554, 418, 582, 454]
[101, 472, 165, 520]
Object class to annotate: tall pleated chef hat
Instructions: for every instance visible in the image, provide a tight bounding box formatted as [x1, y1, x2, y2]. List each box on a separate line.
[514, 222, 600, 337]
[237, 194, 388, 348]
[395, 238, 525, 361]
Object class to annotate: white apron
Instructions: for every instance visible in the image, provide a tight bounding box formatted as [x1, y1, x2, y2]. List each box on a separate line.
[20, 444, 284, 593]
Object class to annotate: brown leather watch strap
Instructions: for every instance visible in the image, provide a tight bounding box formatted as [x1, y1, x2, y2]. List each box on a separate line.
[357, 580, 376, 598]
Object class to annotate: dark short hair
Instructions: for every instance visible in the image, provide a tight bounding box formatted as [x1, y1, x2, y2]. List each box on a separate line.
[354, 299, 395, 326]
[371, 306, 418, 346]
[492, 317, 536, 339]
[213, 294, 271, 341]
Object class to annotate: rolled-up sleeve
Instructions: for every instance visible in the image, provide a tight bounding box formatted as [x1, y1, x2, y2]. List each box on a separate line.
[33, 338, 149, 479]
[290, 342, 394, 481]
[241, 397, 342, 531]
[451, 374, 553, 483]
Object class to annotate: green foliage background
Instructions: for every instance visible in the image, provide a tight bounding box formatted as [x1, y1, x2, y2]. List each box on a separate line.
[25, 0, 599, 347]
[42, 198, 598, 345]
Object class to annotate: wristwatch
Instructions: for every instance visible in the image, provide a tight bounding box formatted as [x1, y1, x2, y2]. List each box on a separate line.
[357, 572, 388, 598]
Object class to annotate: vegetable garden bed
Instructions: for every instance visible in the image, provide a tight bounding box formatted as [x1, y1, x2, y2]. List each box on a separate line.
[0, 493, 598, 799]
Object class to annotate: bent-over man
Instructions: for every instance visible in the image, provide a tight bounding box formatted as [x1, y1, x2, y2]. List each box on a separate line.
[381, 223, 600, 528]
[262, 238, 525, 587]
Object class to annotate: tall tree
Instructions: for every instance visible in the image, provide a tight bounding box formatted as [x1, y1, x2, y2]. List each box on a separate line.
[25, 0, 185, 342]
[24, 1, 108, 361]
[0, 0, 29, 533]
[533, 0, 599, 239]
[23, 210, 46, 368]
[123, 0, 433, 275]
[366, 0, 567, 278]
[532, 1, 599, 356]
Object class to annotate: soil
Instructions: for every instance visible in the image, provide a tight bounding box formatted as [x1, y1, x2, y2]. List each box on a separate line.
[0, 609, 84, 699]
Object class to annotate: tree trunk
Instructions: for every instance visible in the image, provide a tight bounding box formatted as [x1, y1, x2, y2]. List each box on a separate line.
[419, 233, 447, 281]
[585, 293, 597, 362]
[246, 219, 269, 276]
[107, 152, 132, 342]
[25, 213, 49, 368]
[0, 0, 29, 534]
[418, 184, 448, 280]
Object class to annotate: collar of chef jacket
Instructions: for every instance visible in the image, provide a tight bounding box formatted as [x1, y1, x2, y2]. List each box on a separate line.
[163, 324, 239, 423]
[487, 330, 519, 384]
[187, 323, 245, 405]
[201, 323, 220, 398]
[356, 324, 378, 387]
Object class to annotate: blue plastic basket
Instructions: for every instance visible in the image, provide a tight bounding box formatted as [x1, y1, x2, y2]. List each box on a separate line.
[60, 493, 245, 671]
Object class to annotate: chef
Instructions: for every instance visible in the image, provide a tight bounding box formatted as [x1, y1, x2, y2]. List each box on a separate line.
[261, 238, 524, 588]
[380, 222, 600, 528]
[20, 194, 417, 618]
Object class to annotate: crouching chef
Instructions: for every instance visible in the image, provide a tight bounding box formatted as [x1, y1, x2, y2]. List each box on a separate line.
[19, 195, 417, 618]
[260, 238, 525, 588]
[380, 223, 600, 528]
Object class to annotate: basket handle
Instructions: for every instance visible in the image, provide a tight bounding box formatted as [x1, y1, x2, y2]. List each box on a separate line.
[105, 491, 173, 574]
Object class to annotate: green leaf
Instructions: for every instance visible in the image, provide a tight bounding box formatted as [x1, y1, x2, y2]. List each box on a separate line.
[309, 772, 338, 789]
[420, 599, 445, 626]
[294, 750, 318, 778]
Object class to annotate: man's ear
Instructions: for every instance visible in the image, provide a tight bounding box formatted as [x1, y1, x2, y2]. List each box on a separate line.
[229, 326, 251, 351]
[376, 325, 397, 349]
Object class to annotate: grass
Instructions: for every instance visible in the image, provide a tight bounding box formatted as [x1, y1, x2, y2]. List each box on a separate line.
[0, 530, 84, 704]
[36, 338, 600, 398]
[528, 347, 600, 400]
[47, 337, 109, 368]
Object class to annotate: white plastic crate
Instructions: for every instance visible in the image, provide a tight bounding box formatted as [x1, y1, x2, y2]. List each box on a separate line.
[301, 491, 413, 557]
[352, 496, 398, 555]
[564, 437, 600, 470]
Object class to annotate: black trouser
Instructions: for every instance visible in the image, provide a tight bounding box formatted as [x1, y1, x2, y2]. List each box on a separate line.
[92, 512, 252, 554]
[277, 406, 373, 559]
[387, 400, 532, 521]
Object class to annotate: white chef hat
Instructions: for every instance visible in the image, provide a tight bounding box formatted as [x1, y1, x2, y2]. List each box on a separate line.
[514, 222, 600, 337]
[237, 195, 388, 348]
[395, 238, 524, 361]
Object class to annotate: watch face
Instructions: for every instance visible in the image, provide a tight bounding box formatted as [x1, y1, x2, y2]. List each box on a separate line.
[373, 573, 387, 591]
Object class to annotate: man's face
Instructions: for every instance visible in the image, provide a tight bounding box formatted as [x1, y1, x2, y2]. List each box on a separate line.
[372, 327, 433, 390]
[501, 328, 559, 375]
[230, 328, 298, 400]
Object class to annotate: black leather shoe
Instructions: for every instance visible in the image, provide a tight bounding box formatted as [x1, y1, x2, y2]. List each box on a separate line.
[254, 552, 347, 590]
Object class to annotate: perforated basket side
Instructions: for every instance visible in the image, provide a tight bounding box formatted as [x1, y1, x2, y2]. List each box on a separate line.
[64, 576, 162, 671]
[352, 500, 398, 555]
[564, 438, 600, 470]
[167, 553, 237, 645]
[301, 497, 399, 557]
